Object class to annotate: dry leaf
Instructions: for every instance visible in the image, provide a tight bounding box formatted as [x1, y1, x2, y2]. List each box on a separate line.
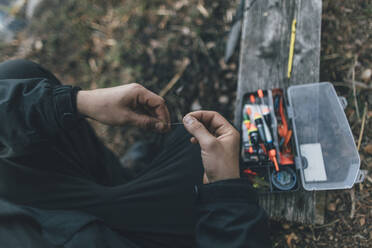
[191, 100, 201, 111]
[282, 223, 291, 230]
[363, 144, 372, 155]
[34, 40, 43, 50]
[197, 3, 209, 18]
[286, 232, 298, 247]
[219, 58, 228, 70]
[218, 95, 229, 104]
[366, 158, 372, 169]
[359, 153, 365, 161]
[359, 217, 365, 226]
[328, 203, 336, 212]
[361, 68, 372, 82]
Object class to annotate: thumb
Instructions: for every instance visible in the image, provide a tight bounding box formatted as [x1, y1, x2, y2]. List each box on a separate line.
[130, 112, 166, 132]
[183, 115, 215, 147]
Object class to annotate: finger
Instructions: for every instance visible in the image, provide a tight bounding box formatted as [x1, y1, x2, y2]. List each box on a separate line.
[155, 103, 171, 130]
[190, 137, 199, 144]
[137, 87, 170, 127]
[128, 112, 167, 132]
[187, 111, 235, 137]
[203, 174, 209, 184]
[183, 115, 215, 147]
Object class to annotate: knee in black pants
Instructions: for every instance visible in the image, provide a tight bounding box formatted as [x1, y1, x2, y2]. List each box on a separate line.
[0, 59, 61, 84]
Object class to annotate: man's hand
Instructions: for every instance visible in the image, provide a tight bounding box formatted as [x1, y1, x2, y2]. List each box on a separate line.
[183, 111, 240, 184]
[77, 83, 170, 132]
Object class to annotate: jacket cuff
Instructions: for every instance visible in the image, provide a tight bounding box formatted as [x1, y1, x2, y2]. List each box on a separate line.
[196, 178, 258, 205]
[53, 85, 82, 130]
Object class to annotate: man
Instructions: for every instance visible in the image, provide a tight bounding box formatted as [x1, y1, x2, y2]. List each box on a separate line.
[0, 59, 271, 247]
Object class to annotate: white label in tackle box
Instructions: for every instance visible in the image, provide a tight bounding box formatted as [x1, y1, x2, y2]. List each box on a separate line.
[300, 143, 327, 182]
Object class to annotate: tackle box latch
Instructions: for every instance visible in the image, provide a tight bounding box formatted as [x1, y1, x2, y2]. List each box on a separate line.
[294, 156, 307, 170]
[355, 170, 367, 184]
[338, 96, 348, 109]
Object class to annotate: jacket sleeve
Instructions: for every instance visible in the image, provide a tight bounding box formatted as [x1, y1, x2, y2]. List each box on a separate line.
[0, 78, 81, 158]
[195, 179, 272, 248]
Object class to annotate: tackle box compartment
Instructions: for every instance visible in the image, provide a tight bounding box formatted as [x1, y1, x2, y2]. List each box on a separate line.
[239, 82, 362, 192]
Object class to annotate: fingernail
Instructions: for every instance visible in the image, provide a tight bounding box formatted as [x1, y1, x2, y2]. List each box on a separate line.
[183, 115, 194, 125]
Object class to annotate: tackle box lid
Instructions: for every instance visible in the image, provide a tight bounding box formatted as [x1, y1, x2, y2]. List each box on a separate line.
[287, 82, 361, 191]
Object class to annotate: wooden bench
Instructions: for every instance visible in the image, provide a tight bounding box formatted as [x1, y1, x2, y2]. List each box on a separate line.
[234, 0, 325, 224]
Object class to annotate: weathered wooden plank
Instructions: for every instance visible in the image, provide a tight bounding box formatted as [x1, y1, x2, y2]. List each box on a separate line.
[235, 0, 324, 224]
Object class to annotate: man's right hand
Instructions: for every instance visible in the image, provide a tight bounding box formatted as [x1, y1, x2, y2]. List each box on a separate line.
[183, 111, 240, 184]
[76, 83, 170, 133]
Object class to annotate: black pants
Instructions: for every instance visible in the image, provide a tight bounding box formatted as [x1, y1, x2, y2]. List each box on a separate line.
[0, 60, 204, 235]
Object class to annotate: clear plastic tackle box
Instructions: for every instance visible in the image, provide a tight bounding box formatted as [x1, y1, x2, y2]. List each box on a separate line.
[239, 82, 365, 192]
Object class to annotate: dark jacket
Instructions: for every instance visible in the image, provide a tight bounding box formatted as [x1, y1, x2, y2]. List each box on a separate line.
[0, 76, 271, 247]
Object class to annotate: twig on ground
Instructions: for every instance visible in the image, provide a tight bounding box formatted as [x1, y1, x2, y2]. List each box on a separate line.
[333, 81, 372, 90]
[197, 2, 209, 18]
[197, 37, 215, 66]
[313, 219, 340, 229]
[366, 175, 372, 184]
[159, 58, 190, 97]
[352, 55, 360, 121]
[357, 102, 368, 151]
[323, 53, 339, 60]
[349, 188, 356, 219]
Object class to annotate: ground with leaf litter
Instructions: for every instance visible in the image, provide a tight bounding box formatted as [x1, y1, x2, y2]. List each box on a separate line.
[0, 0, 371, 247]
